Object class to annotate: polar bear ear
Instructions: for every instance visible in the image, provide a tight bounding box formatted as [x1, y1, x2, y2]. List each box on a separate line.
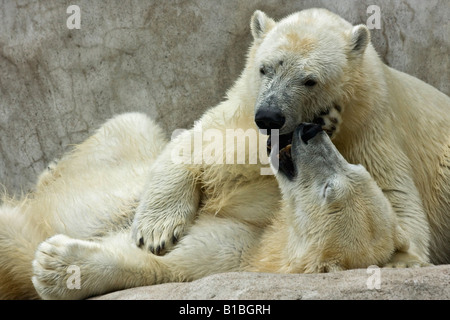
[251, 10, 275, 40]
[349, 24, 370, 57]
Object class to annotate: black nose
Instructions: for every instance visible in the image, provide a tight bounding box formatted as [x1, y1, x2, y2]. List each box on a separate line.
[298, 123, 323, 144]
[255, 109, 286, 130]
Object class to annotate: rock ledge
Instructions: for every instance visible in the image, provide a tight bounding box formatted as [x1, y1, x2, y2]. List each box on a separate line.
[92, 265, 449, 300]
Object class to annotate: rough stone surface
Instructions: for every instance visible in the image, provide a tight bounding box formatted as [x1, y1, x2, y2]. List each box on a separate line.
[91, 265, 450, 300]
[1, 0, 449, 195]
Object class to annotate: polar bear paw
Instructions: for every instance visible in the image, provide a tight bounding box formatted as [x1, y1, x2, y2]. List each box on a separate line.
[313, 104, 343, 140]
[131, 210, 189, 255]
[32, 234, 101, 300]
[384, 252, 432, 268]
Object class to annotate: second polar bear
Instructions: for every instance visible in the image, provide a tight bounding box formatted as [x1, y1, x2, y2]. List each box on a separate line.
[132, 8, 450, 266]
[27, 116, 406, 299]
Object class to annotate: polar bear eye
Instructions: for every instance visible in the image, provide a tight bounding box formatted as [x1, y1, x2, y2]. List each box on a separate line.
[304, 79, 317, 87]
[259, 66, 266, 76]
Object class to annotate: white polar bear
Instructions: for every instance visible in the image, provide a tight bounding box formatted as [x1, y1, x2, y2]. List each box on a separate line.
[132, 8, 450, 266]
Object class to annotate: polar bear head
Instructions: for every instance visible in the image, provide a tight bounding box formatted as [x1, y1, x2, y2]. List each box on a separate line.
[250, 9, 371, 137]
[269, 123, 409, 270]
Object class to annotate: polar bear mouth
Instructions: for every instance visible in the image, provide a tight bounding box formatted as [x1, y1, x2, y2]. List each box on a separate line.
[267, 132, 296, 179]
[266, 121, 325, 156]
[266, 132, 293, 157]
[267, 123, 323, 178]
[267, 132, 295, 177]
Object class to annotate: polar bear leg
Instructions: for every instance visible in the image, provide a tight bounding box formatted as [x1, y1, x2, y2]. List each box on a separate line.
[32, 232, 171, 300]
[164, 216, 260, 280]
[35, 112, 167, 193]
[32, 216, 258, 299]
[381, 176, 432, 267]
[41, 112, 167, 239]
[131, 129, 201, 255]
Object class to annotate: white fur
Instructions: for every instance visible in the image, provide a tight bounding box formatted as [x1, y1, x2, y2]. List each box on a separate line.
[10, 111, 406, 299]
[133, 8, 450, 265]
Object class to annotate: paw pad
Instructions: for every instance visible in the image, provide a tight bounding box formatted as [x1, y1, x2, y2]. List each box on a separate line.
[313, 104, 343, 139]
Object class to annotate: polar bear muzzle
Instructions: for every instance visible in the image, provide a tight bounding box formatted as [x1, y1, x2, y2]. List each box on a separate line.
[298, 123, 323, 144]
[268, 123, 323, 179]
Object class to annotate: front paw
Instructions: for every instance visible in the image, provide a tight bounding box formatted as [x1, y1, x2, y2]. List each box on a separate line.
[131, 206, 191, 255]
[384, 252, 432, 268]
[295, 259, 344, 273]
[313, 104, 343, 140]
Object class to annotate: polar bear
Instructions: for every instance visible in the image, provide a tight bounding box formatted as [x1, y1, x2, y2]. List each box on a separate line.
[8, 114, 407, 300]
[132, 8, 450, 266]
[247, 123, 409, 273]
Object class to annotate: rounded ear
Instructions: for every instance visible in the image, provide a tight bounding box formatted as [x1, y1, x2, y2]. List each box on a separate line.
[250, 10, 275, 40]
[349, 24, 370, 57]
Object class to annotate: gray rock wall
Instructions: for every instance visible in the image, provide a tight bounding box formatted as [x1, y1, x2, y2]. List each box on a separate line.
[1, 0, 449, 195]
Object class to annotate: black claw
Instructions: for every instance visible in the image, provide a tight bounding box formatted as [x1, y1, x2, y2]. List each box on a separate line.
[149, 245, 154, 254]
[172, 235, 178, 244]
[160, 240, 165, 251]
[138, 237, 144, 248]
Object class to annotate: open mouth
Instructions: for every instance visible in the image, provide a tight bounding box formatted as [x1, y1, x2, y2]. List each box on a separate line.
[264, 106, 333, 178]
[266, 132, 293, 157]
[267, 123, 323, 178]
[265, 107, 332, 153]
[267, 132, 295, 178]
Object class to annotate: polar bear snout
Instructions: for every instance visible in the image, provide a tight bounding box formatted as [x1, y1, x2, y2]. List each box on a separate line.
[297, 123, 323, 144]
[272, 122, 330, 180]
[275, 122, 343, 180]
[255, 108, 286, 130]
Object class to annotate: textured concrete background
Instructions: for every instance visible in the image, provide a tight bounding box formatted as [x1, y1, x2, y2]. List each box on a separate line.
[0, 0, 449, 195]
